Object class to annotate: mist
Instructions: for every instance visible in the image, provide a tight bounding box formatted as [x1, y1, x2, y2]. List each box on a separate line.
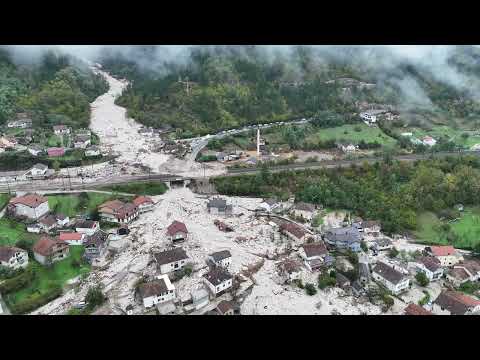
[3, 45, 480, 108]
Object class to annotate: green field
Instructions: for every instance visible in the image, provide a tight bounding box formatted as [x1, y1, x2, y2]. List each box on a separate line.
[6, 246, 90, 307]
[414, 207, 480, 249]
[0, 218, 38, 247]
[99, 181, 168, 196]
[0, 193, 11, 210]
[47, 192, 127, 217]
[398, 125, 480, 149]
[306, 124, 397, 147]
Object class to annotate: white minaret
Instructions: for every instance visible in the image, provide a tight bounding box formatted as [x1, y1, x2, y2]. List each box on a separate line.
[257, 128, 261, 156]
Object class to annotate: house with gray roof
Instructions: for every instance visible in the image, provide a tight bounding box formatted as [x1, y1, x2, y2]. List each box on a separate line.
[372, 261, 410, 295]
[208, 250, 232, 269]
[207, 198, 233, 215]
[153, 247, 190, 274]
[138, 275, 176, 309]
[323, 226, 362, 252]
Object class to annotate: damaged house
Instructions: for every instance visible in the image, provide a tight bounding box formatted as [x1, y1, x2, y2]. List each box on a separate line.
[153, 247, 190, 274]
[299, 242, 328, 271]
[207, 198, 233, 216]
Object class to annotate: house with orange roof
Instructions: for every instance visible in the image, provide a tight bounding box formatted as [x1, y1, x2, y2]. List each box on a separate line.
[57, 232, 86, 246]
[33, 236, 70, 265]
[133, 196, 155, 213]
[425, 245, 463, 267]
[8, 193, 49, 220]
[98, 199, 139, 224]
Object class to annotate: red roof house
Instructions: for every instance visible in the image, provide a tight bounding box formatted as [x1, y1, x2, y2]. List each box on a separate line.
[404, 303, 432, 315]
[166, 220, 188, 242]
[47, 147, 65, 157]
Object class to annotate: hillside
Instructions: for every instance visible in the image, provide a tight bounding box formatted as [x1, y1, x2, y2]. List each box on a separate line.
[98, 46, 480, 138]
[0, 47, 108, 129]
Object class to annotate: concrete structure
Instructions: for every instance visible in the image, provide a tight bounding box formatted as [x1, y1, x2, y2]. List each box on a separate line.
[372, 261, 410, 295]
[0, 246, 28, 270]
[203, 268, 233, 296]
[138, 275, 175, 309]
[8, 193, 49, 220]
[153, 247, 190, 274]
[33, 237, 70, 266]
[208, 250, 232, 269]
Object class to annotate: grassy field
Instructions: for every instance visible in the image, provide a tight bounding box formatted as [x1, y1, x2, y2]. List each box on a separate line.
[414, 207, 480, 249]
[6, 246, 90, 306]
[0, 218, 38, 247]
[0, 193, 11, 210]
[99, 181, 168, 196]
[306, 124, 397, 148]
[398, 125, 480, 149]
[47, 192, 127, 217]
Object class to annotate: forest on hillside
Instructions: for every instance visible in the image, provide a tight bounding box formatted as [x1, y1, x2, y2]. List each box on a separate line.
[0, 48, 108, 128]
[98, 46, 480, 137]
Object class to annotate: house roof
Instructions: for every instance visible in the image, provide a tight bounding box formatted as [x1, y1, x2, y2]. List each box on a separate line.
[53, 125, 68, 131]
[0, 246, 25, 262]
[99, 200, 126, 213]
[361, 220, 380, 228]
[39, 215, 57, 227]
[84, 231, 108, 248]
[404, 303, 433, 315]
[428, 245, 456, 257]
[434, 290, 480, 315]
[166, 220, 188, 236]
[76, 220, 98, 229]
[32, 163, 48, 171]
[47, 147, 64, 155]
[280, 222, 306, 239]
[302, 242, 328, 258]
[375, 238, 392, 247]
[138, 279, 169, 299]
[418, 256, 442, 272]
[58, 232, 83, 242]
[278, 259, 303, 274]
[324, 226, 361, 244]
[10, 193, 48, 208]
[210, 250, 232, 262]
[372, 262, 406, 285]
[207, 198, 228, 210]
[153, 247, 189, 265]
[133, 196, 154, 207]
[459, 259, 480, 275]
[33, 236, 65, 256]
[216, 300, 234, 314]
[263, 198, 278, 206]
[294, 202, 316, 212]
[75, 134, 91, 142]
[203, 268, 232, 286]
[448, 267, 470, 281]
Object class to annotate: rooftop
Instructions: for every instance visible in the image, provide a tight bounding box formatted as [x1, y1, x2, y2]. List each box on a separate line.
[203, 268, 232, 286]
[133, 196, 154, 207]
[372, 262, 406, 285]
[0, 246, 26, 262]
[210, 250, 232, 262]
[428, 245, 457, 257]
[153, 247, 189, 265]
[417, 256, 442, 272]
[294, 202, 316, 212]
[33, 236, 65, 256]
[280, 222, 306, 239]
[58, 232, 83, 242]
[138, 279, 170, 299]
[166, 220, 188, 236]
[216, 300, 234, 314]
[302, 242, 328, 258]
[404, 303, 433, 315]
[10, 193, 48, 208]
[434, 290, 480, 315]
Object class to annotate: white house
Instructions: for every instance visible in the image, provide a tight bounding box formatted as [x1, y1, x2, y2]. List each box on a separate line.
[133, 196, 155, 213]
[55, 214, 70, 227]
[372, 261, 410, 295]
[29, 164, 49, 177]
[361, 220, 381, 235]
[257, 198, 280, 213]
[33, 236, 70, 266]
[85, 146, 100, 157]
[27, 224, 41, 233]
[28, 146, 44, 157]
[138, 274, 176, 309]
[57, 232, 86, 246]
[426, 246, 463, 267]
[291, 202, 317, 222]
[276, 258, 303, 282]
[166, 220, 188, 242]
[299, 242, 328, 271]
[422, 136, 437, 147]
[203, 269, 233, 296]
[446, 259, 480, 286]
[208, 250, 232, 269]
[360, 112, 377, 124]
[0, 246, 29, 270]
[53, 125, 71, 135]
[74, 135, 91, 149]
[75, 220, 100, 236]
[38, 215, 58, 233]
[8, 193, 49, 220]
[98, 200, 139, 224]
[153, 247, 190, 274]
[414, 256, 444, 281]
[341, 144, 358, 153]
[191, 287, 210, 310]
